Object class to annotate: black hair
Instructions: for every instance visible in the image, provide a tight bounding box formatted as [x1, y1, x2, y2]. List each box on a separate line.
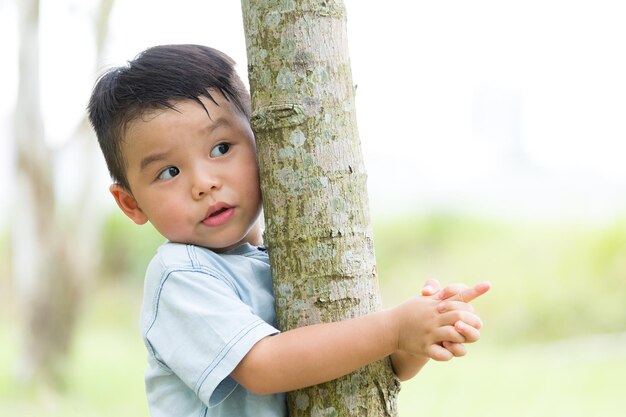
[87, 44, 251, 190]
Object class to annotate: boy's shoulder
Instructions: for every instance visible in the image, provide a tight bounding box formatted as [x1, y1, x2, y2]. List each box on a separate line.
[141, 241, 274, 330]
[150, 241, 212, 270]
[147, 241, 269, 277]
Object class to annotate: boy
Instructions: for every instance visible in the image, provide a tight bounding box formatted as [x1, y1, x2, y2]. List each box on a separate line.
[88, 44, 489, 417]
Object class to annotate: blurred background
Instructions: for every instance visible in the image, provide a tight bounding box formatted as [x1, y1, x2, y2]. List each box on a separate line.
[1, 0, 625, 416]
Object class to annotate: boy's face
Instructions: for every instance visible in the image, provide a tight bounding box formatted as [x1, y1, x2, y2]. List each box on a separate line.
[110, 92, 262, 252]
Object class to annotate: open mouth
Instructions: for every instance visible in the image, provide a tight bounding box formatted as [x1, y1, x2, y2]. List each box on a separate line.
[202, 204, 234, 227]
[209, 207, 229, 217]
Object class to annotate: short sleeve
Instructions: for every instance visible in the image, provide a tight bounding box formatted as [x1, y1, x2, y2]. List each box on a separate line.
[144, 268, 279, 406]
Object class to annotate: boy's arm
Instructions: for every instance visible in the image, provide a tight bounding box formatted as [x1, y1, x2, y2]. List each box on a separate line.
[231, 309, 397, 395]
[231, 292, 482, 395]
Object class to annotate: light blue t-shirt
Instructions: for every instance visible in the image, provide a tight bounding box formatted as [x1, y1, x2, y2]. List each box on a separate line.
[140, 242, 287, 417]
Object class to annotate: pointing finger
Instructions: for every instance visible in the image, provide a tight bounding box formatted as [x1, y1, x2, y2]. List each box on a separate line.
[447, 281, 491, 304]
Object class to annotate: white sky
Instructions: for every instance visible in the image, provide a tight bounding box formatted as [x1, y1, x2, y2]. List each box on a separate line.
[2, 0, 626, 227]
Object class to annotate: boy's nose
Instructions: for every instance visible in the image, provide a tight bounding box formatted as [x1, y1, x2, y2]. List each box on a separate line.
[191, 167, 220, 199]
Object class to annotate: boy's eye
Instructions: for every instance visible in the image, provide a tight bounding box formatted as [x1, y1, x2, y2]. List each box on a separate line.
[210, 143, 231, 157]
[158, 166, 180, 180]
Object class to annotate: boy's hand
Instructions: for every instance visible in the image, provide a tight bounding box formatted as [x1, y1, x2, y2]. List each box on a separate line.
[420, 279, 490, 357]
[390, 292, 484, 361]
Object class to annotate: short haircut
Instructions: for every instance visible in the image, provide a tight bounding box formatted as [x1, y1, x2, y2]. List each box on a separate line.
[87, 44, 251, 191]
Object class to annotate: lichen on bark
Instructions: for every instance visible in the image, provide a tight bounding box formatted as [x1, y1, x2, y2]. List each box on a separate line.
[241, 1, 400, 415]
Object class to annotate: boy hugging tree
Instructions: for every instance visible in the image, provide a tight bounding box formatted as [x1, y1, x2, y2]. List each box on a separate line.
[88, 44, 490, 417]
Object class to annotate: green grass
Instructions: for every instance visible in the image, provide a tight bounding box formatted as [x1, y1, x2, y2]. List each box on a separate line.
[2, 297, 624, 416]
[399, 337, 626, 417]
[0, 284, 148, 417]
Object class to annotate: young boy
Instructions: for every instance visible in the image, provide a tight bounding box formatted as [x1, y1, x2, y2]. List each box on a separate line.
[88, 44, 489, 417]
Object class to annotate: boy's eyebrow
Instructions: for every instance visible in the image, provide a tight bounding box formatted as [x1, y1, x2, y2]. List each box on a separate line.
[139, 116, 232, 172]
[202, 116, 230, 134]
[140, 151, 171, 172]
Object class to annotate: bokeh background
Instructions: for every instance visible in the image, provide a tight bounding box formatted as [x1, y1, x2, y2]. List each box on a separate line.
[1, 0, 625, 416]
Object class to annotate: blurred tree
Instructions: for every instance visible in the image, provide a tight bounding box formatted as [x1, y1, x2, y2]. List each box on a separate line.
[13, 0, 114, 385]
[241, 1, 399, 416]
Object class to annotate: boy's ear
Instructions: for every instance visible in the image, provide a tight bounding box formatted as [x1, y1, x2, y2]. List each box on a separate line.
[109, 184, 148, 225]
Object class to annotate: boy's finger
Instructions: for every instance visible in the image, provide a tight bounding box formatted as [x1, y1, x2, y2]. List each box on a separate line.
[435, 283, 468, 300]
[455, 320, 481, 343]
[423, 278, 441, 288]
[448, 281, 491, 304]
[442, 341, 467, 357]
[421, 278, 441, 296]
[439, 310, 483, 330]
[437, 300, 475, 314]
[427, 344, 454, 362]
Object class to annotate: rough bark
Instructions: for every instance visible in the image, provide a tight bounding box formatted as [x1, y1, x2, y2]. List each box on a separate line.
[241, 1, 400, 416]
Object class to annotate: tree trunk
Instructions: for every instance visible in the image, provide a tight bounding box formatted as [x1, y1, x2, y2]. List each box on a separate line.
[240, 2, 400, 416]
[12, 0, 115, 385]
[14, 0, 74, 384]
